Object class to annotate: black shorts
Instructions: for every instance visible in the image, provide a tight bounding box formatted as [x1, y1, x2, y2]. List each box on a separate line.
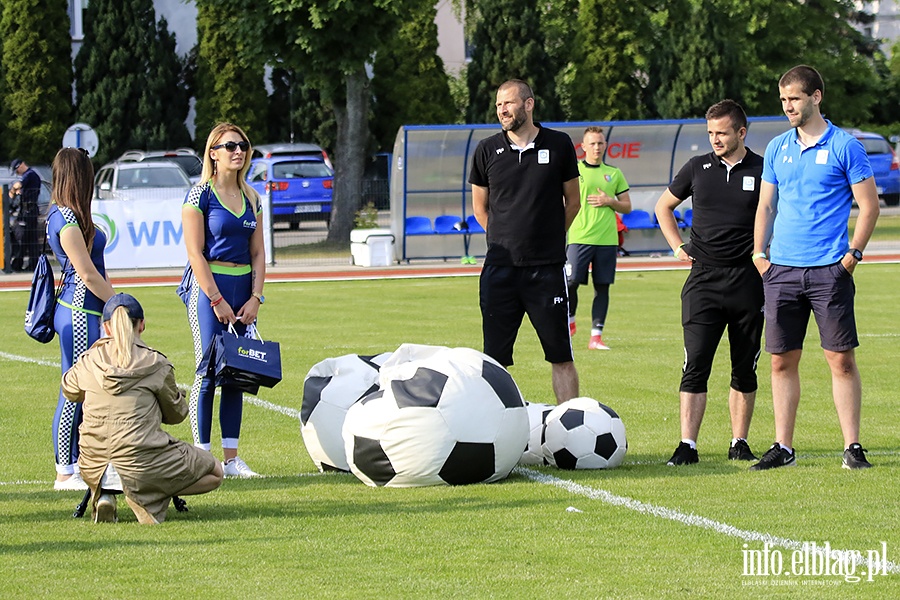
[762, 262, 857, 353]
[680, 262, 764, 394]
[566, 244, 617, 287]
[479, 264, 574, 366]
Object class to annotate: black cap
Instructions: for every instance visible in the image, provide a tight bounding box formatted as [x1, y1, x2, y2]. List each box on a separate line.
[102, 293, 145, 322]
[9, 158, 23, 171]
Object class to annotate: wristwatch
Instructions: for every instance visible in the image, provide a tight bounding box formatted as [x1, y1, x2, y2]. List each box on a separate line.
[848, 248, 863, 261]
[252, 291, 265, 304]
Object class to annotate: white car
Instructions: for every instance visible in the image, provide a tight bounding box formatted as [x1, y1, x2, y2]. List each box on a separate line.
[94, 161, 192, 202]
[117, 148, 203, 184]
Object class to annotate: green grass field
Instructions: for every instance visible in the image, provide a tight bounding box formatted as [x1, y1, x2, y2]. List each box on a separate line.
[1, 265, 898, 598]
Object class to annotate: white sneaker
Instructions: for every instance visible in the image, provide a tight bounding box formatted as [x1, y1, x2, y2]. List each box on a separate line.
[223, 457, 259, 478]
[95, 493, 118, 523]
[54, 472, 89, 491]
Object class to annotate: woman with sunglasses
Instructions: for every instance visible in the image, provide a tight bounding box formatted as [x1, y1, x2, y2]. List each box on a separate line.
[182, 123, 266, 478]
[46, 147, 115, 490]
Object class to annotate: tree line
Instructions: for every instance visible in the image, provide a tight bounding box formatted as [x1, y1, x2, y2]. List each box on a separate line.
[2, 0, 899, 241]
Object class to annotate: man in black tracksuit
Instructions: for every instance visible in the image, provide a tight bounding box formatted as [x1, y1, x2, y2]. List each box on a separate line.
[655, 100, 764, 466]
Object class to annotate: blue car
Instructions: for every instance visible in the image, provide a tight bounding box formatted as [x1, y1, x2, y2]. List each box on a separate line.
[849, 130, 900, 206]
[246, 154, 334, 229]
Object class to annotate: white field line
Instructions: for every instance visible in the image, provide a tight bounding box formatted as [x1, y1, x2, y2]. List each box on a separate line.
[4, 349, 899, 574]
[516, 467, 900, 574]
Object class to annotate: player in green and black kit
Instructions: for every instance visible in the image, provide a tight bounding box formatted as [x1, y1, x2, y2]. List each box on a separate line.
[566, 127, 632, 350]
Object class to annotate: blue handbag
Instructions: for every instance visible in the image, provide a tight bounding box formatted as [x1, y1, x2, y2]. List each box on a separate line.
[24, 254, 61, 343]
[197, 324, 282, 394]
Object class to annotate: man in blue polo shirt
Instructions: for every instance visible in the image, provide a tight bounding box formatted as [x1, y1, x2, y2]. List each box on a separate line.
[751, 65, 880, 471]
[469, 79, 581, 404]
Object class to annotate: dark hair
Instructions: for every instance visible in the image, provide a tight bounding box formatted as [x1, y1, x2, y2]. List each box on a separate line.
[705, 99, 748, 131]
[498, 79, 534, 102]
[51, 148, 96, 251]
[779, 65, 824, 97]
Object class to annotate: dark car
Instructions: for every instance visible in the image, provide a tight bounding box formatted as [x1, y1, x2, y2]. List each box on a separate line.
[848, 130, 900, 206]
[246, 155, 334, 229]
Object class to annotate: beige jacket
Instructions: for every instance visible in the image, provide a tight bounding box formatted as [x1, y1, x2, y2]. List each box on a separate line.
[62, 336, 216, 523]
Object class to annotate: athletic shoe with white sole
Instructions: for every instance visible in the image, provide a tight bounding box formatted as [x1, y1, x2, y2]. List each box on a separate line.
[223, 457, 260, 478]
[666, 442, 699, 466]
[728, 439, 757, 461]
[54, 472, 89, 491]
[842, 443, 872, 469]
[588, 335, 610, 350]
[749, 443, 796, 471]
[94, 493, 118, 523]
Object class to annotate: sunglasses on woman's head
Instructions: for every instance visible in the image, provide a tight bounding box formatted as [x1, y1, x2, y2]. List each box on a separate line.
[212, 141, 250, 153]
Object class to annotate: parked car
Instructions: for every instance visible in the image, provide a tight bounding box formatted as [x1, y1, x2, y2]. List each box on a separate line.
[253, 143, 333, 170]
[246, 154, 334, 229]
[117, 148, 203, 184]
[847, 129, 900, 206]
[94, 161, 192, 202]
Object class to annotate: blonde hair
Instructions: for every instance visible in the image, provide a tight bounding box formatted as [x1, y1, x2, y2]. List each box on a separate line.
[108, 306, 139, 367]
[52, 148, 96, 251]
[200, 122, 259, 208]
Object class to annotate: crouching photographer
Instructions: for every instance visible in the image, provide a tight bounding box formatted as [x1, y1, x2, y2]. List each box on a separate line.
[62, 293, 224, 524]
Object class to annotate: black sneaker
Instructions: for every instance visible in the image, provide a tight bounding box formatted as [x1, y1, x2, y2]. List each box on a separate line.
[842, 443, 872, 470]
[666, 442, 699, 466]
[749, 443, 796, 471]
[728, 439, 757, 461]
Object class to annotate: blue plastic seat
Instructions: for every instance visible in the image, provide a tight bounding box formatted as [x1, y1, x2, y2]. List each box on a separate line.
[654, 209, 685, 227]
[405, 216, 434, 235]
[465, 215, 485, 233]
[621, 210, 656, 230]
[434, 215, 465, 234]
[682, 209, 693, 228]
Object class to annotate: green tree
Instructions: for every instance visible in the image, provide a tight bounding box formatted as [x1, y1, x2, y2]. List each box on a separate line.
[0, 0, 72, 162]
[647, 0, 742, 119]
[567, 0, 651, 121]
[133, 17, 192, 150]
[541, 0, 579, 119]
[465, 0, 562, 123]
[266, 66, 337, 151]
[194, 1, 267, 146]
[75, 0, 157, 164]
[736, 0, 879, 123]
[224, 0, 420, 243]
[371, 2, 456, 151]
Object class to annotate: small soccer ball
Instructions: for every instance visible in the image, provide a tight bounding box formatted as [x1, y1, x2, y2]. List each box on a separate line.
[541, 397, 627, 469]
[519, 402, 553, 466]
[343, 344, 528, 487]
[300, 352, 392, 472]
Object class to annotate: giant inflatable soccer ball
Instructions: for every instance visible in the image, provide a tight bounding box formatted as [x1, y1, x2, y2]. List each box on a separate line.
[519, 402, 553, 466]
[342, 344, 529, 487]
[301, 352, 392, 472]
[541, 397, 627, 469]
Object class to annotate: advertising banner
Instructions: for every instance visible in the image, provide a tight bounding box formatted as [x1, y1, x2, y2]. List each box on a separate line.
[92, 195, 272, 270]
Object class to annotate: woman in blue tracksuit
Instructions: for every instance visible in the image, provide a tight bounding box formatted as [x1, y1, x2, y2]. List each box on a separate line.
[46, 148, 115, 490]
[182, 123, 266, 478]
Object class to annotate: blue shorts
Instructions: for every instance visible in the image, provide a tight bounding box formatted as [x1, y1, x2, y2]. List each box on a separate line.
[762, 262, 858, 354]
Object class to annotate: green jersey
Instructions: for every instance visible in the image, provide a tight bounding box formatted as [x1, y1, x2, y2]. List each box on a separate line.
[568, 161, 629, 246]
